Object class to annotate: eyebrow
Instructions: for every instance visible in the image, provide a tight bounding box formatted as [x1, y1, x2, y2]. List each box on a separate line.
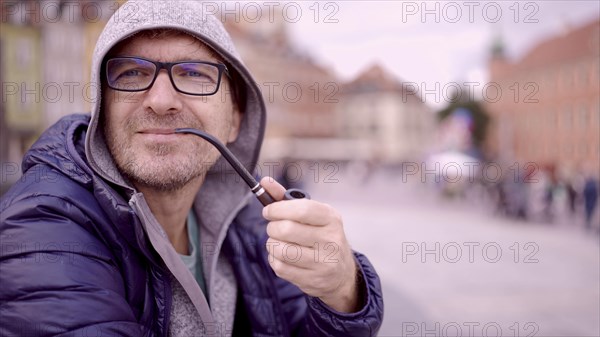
[113, 55, 222, 63]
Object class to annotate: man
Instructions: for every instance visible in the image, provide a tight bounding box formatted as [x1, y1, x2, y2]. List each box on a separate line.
[583, 175, 599, 230]
[0, 1, 383, 336]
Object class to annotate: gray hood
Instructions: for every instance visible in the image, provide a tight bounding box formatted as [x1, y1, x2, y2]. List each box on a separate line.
[85, 0, 266, 199]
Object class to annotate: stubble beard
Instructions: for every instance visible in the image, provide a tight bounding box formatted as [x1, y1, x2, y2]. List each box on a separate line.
[104, 114, 220, 192]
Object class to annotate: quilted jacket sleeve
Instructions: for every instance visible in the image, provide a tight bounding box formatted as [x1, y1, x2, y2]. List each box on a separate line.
[303, 252, 384, 336]
[0, 192, 144, 337]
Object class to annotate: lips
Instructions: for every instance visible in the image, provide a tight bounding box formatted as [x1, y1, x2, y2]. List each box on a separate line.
[136, 129, 184, 144]
[138, 128, 177, 135]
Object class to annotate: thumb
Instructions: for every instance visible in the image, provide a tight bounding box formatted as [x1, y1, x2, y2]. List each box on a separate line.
[261, 176, 286, 201]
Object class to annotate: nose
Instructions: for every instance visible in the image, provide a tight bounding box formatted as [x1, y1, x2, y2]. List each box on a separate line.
[142, 69, 183, 114]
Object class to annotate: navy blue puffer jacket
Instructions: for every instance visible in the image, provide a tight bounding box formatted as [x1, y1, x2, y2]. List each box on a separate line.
[0, 114, 384, 336]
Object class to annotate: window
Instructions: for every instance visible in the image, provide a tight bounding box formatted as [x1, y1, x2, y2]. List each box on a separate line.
[529, 141, 536, 155]
[578, 63, 590, 87]
[543, 72, 554, 90]
[579, 105, 589, 129]
[590, 61, 600, 88]
[563, 106, 573, 129]
[564, 143, 573, 157]
[580, 142, 588, 156]
[546, 108, 557, 129]
[562, 66, 574, 89]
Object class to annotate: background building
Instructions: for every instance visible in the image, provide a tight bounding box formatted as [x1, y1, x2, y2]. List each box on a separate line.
[1, 0, 116, 193]
[335, 64, 434, 164]
[225, 11, 436, 164]
[224, 16, 339, 161]
[486, 19, 600, 176]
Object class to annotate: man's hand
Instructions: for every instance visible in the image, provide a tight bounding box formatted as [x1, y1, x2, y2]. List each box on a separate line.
[261, 177, 360, 313]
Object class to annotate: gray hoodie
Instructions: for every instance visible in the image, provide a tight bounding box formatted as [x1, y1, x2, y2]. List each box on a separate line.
[84, 1, 266, 335]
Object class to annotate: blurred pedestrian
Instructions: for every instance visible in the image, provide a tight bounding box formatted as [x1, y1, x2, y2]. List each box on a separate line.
[565, 179, 577, 215]
[501, 168, 529, 220]
[583, 176, 599, 230]
[542, 165, 557, 223]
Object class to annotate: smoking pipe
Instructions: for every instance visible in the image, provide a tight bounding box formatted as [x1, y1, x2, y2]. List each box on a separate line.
[174, 128, 310, 206]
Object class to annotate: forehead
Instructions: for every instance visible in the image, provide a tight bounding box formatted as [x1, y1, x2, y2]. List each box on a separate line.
[109, 31, 220, 62]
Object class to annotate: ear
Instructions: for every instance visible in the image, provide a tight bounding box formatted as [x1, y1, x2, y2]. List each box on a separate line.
[227, 106, 242, 143]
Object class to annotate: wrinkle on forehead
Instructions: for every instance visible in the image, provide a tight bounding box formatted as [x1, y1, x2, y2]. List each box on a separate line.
[108, 29, 221, 63]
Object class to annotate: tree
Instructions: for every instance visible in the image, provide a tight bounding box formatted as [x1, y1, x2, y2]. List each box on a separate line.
[437, 89, 490, 150]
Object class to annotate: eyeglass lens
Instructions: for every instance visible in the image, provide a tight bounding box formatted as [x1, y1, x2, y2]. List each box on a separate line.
[106, 58, 221, 94]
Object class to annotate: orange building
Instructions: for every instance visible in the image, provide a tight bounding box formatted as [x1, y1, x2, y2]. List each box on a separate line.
[224, 14, 340, 160]
[486, 19, 600, 175]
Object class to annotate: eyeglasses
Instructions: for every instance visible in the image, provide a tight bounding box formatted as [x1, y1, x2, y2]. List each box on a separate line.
[105, 56, 229, 96]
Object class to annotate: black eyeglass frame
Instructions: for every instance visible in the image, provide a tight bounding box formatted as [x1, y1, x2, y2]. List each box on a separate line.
[104, 56, 230, 96]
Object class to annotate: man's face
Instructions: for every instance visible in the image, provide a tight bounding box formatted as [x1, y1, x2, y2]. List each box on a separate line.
[103, 33, 241, 192]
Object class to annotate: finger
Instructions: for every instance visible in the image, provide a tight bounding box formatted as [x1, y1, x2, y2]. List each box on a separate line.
[266, 244, 347, 298]
[266, 237, 347, 270]
[261, 176, 286, 201]
[267, 257, 328, 298]
[268, 253, 313, 282]
[267, 220, 324, 247]
[266, 238, 317, 269]
[263, 199, 341, 227]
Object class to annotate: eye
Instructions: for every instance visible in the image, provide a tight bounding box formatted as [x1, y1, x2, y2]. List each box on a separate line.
[106, 58, 156, 89]
[177, 68, 211, 79]
[112, 67, 152, 83]
[119, 67, 153, 78]
[121, 69, 142, 77]
[184, 70, 206, 77]
[175, 63, 218, 83]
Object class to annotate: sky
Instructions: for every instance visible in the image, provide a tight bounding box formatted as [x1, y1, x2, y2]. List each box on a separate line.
[280, 1, 600, 108]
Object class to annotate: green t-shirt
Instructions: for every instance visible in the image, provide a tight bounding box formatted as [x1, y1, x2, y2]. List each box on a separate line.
[178, 211, 208, 299]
